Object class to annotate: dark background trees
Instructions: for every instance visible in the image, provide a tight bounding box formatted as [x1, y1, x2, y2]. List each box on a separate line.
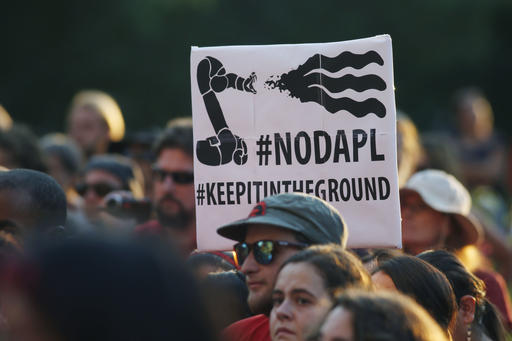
[0, 0, 510, 136]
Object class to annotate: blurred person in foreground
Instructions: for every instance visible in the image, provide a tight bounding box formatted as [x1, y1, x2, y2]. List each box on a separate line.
[217, 192, 348, 341]
[75, 154, 145, 231]
[419, 250, 506, 341]
[310, 290, 449, 341]
[67, 90, 125, 160]
[270, 245, 372, 341]
[0, 236, 216, 341]
[0, 169, 67, 250]
[136, 119, 196, 255]
[400, 168, 512, 327]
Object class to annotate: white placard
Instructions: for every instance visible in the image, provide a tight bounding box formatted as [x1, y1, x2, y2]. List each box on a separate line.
[191, 35, 401, 251]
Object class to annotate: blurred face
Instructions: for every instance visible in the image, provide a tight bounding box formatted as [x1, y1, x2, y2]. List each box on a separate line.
[68, 106, 109, 156]
[45, 154, 73, 190]
[152, 148, 195, 229]
[270, 262, 332, 341]
[371, 271, 397, 292]
[81, 169, 123, 220]
[240, 225, 301, 315]
[317, 306, 354, 341]
[400, 191, 450, 255]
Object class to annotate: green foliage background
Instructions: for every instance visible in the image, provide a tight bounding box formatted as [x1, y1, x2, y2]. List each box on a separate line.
[1, 0, 511, 136]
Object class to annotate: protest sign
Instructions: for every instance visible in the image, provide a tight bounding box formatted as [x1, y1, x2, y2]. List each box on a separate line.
[191, 35, 401, 251]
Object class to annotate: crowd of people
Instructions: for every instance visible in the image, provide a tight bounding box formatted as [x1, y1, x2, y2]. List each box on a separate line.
[0, 87, 510, 341]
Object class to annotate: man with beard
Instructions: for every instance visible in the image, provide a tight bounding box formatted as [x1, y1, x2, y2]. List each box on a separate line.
[135, 120, 196, 255]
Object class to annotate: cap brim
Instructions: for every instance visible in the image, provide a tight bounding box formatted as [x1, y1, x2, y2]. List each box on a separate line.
[217, 215, 304, 242]
[452, 213, 482, 247]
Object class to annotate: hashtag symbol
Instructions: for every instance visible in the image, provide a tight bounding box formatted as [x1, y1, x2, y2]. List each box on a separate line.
[196, 183, 205, 206]
[256, 134, 272, 166]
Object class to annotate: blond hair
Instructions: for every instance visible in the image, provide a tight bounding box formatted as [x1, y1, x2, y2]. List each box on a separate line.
[71, 90, 125, 142]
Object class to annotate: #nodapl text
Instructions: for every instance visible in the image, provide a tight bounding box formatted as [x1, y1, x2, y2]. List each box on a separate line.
[195, 177, 390, 206]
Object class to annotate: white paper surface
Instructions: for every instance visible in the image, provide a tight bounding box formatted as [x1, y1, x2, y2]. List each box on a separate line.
[191, 35, 401, 251]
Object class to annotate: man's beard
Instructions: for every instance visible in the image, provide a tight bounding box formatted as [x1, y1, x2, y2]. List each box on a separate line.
[155, 194, 192, 230]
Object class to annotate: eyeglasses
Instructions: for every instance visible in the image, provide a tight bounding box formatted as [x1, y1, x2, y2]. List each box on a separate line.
[75, 182, 120, 197]
[152, 167, 194, 184]
[234, 240, 309, 267]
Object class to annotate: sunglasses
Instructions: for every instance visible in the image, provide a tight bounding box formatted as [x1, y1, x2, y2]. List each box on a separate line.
[234, 240, 309, 267]
[75, 182, 121, 197]
[152, 167, 194, 184]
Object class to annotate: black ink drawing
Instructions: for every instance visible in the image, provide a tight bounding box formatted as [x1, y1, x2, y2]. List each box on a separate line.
[196, 57, 257, 166]
[265, 51, 387, 118]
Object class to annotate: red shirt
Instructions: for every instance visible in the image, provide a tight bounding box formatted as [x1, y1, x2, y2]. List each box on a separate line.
[222, 315, 270, 341]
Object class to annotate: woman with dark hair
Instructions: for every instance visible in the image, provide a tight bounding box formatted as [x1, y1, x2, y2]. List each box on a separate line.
[270, 244, 372, 341]
[418, 250, 506, 341]
[372, 255, 457, 337]
[0, 237, 216, 341]
[312, 290, 449, 341]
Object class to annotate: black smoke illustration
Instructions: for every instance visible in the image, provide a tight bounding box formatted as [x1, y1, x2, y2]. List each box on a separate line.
[195, 56, 257, 166]
[265, 51, 387, 118]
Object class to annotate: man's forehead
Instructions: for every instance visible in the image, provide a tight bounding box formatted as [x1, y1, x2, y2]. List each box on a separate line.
[244, 224, 297, 243]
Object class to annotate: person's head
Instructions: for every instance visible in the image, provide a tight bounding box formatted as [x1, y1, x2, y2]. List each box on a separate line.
[151, 119, 194, 230]
[418, 250, 506, 341]
[400, 169, 481, 255]
[217, 192, 348, 316]
[123, 129, 159, 197]
[67, 90, 125, 158]
[372, 255, 457, 336]
[0, 236, 215, 341]
[312, 290, 449, 341]
[270, 245, 372, 341]
[40, 133, 82, 193]
[201, 270, 251, 332]
[0, 169, 66, 244]
[78, 155, 144, 222]
[0, 124, 46, 171]
[454, 87, 494, 142]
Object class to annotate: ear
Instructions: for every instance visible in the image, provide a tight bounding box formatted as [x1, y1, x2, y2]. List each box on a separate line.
[458, 295, 476, 324]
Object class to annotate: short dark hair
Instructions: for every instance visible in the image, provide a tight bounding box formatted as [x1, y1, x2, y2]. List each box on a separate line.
[375, 255, 457, 333]
[153, 121, 193, 158]
[0, 169, 66, 231]
[281, 244, 373, 298]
